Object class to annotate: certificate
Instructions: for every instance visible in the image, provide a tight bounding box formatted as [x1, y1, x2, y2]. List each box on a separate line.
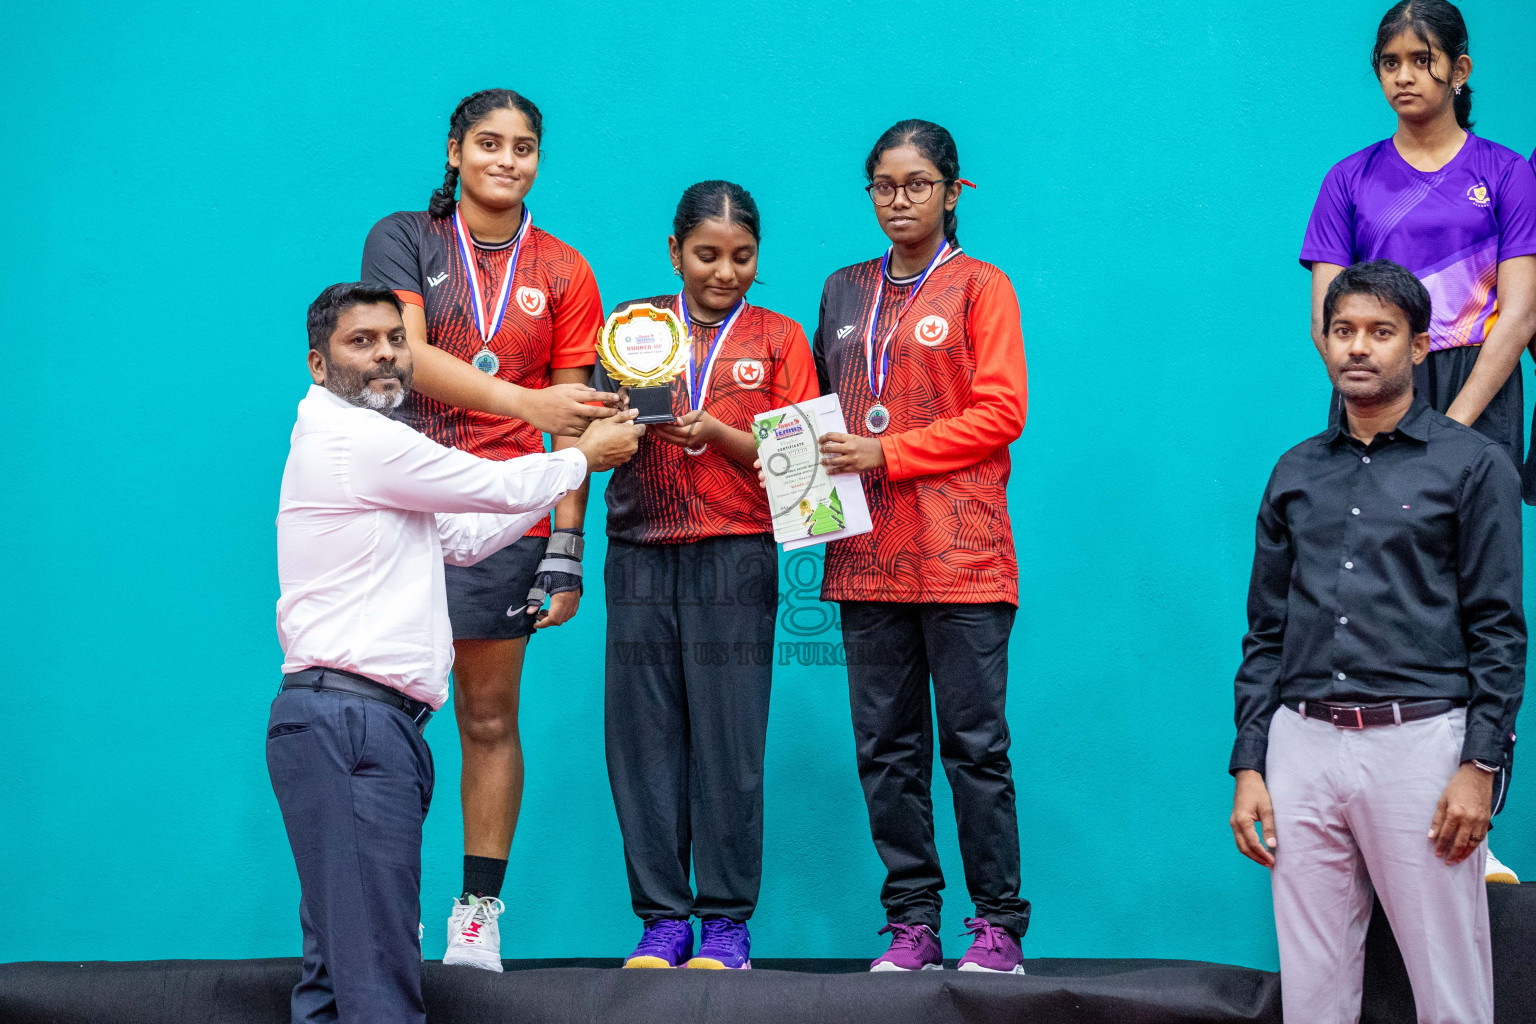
[752, 394, 873, 549]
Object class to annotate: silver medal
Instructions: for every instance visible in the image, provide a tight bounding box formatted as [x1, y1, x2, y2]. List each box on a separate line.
[865, 403, 890, 434]
[472, 348, 500, 375]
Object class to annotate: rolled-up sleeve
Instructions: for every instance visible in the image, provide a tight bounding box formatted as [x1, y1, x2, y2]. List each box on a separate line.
[1455, 445, 1526, 767]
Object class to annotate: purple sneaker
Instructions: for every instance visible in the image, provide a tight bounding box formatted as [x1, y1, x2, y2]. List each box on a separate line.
[624, 918, 693, 968]
[870, 922, 943, 972]
[956, 918, 1025, 975]
[686, 917, 751, 969]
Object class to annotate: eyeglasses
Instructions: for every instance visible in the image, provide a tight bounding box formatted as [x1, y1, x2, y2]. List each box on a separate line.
[865, 179, 946, 206]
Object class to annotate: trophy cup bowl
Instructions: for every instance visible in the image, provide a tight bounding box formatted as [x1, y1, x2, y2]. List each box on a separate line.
[597, 303, 691, 424]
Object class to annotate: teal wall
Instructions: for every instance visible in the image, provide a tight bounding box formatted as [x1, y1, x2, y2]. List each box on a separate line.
[5, 0, 1535, 968]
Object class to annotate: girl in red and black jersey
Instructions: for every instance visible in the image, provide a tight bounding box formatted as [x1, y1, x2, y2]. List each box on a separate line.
[594, 182, 818, 970]
[360, 89, 619, 968]
[811, 121, 1030, 973]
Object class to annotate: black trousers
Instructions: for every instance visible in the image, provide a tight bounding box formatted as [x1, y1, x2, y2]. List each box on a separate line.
[840, 600, 1030, 938]
[266, 685, 434, 1024]
[604, 534, 778, 922]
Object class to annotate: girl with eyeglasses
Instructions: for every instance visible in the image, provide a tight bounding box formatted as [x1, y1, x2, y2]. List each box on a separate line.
[594, 181, 817, 971]
[807, 119, 1030, 974]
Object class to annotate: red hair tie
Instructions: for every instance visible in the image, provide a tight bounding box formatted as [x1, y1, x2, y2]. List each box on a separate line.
[956, 179, 977, 189]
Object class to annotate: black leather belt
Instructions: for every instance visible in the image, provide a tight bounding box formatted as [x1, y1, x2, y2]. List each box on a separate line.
[1286, 698, 1460, 730]
[281, 666, 433, 731]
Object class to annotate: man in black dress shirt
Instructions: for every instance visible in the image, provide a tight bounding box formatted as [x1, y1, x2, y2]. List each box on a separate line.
[1228, 260, 1523, 1024]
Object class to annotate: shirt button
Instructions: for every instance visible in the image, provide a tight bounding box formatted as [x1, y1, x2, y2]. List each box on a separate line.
[1337, 672, 1347, 681]
[1362, 457, 1371, 464]
[1339, 616, 1348, 625]
[1344, 561, 1354, 569]
[1351, 508, 1360, 515]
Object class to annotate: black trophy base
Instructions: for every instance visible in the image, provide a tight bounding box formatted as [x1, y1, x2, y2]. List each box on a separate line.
[627, 384, 676, 424]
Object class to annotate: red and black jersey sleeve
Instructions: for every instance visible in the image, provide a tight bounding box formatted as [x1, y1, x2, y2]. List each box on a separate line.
[880, 272, 1027, 479]
[361, 212, 427, 307]
[774, 320, 819, 406]
[597, 295, 817, 544]
[550, 254, 602, 369]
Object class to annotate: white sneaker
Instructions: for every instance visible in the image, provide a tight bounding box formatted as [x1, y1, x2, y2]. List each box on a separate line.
[443, 895, 505, 971]
[1486, 848, 1520, 884]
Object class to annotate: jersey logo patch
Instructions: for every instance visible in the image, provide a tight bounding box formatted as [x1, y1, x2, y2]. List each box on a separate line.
[1467, 183, 1492, 208]
[732, 359, 765, 389]
[914, 315, 950, 346]
[427, 272, 449, 288]
[516, 286, 547, 317]
[837, 325, 855, 339]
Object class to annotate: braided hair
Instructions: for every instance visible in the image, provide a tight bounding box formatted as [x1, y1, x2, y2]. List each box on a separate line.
[864, 120, 963, 247]
[428, 89, 544, 218]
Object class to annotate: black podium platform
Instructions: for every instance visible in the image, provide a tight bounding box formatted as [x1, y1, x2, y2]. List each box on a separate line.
[0, 957, 1278, 1024]
[2, 884, 1528, 1024]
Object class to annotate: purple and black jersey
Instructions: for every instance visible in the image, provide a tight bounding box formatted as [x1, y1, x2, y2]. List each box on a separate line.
[1301, 135, 1536, 351]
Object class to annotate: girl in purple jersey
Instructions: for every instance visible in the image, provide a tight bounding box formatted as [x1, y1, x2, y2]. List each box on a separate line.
[1301, 0, 1536, 500]
[1302, 1, 1535, 886]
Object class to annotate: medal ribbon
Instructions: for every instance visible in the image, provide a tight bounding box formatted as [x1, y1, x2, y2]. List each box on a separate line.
[452, 205, 532, 355]
[678, 291, 747, 411]
[863, 240, 957, 399]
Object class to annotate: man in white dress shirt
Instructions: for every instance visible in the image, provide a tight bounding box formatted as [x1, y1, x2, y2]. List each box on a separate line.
[268, 282, 640, 1024]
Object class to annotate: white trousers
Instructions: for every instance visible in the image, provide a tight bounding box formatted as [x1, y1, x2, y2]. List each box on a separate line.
[1267, 705, 1492, 1024]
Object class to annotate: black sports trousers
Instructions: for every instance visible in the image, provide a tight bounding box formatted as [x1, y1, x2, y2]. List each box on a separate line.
[604, 533, 777, 922]
[840, 600, 1030, 938]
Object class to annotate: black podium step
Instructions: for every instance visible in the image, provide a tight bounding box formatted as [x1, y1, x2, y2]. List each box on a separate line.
[1, 884, 1529, 1024]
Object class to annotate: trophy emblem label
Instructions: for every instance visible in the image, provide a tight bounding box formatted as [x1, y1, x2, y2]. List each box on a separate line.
[597, 303, 691, 424]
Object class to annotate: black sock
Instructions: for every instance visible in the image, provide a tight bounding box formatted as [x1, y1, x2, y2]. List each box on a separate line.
[462, 855, 507, 900]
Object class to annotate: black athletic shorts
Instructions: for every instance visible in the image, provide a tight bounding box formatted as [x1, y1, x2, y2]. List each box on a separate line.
[445, 535, 548, 641]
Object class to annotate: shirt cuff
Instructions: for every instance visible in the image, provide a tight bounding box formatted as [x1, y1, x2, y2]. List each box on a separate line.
[879, 436, 909, 480]
[559, 446, 590, 484]
[1229, 740, 1267, 778]
[1460, 727, 1509, 769]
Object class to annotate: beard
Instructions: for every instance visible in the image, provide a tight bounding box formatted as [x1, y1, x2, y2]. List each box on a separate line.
[324, 358, 412, 413]
[1329, 357, 1412, 405]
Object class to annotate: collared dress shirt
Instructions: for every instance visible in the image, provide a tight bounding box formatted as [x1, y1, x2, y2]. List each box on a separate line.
[1231, 396, 1524, 776]
[276, 385, 587, 708]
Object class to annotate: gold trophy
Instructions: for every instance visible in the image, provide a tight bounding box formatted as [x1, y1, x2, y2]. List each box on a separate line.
[597, 303, 691, 423]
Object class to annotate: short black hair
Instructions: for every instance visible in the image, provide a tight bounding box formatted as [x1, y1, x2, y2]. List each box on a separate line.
[306, 282, 403, 353]
[1323, 259, 1432, 336]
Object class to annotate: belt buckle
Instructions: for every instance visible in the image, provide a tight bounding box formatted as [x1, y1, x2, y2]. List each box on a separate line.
[1331, 705, 1365, 730]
